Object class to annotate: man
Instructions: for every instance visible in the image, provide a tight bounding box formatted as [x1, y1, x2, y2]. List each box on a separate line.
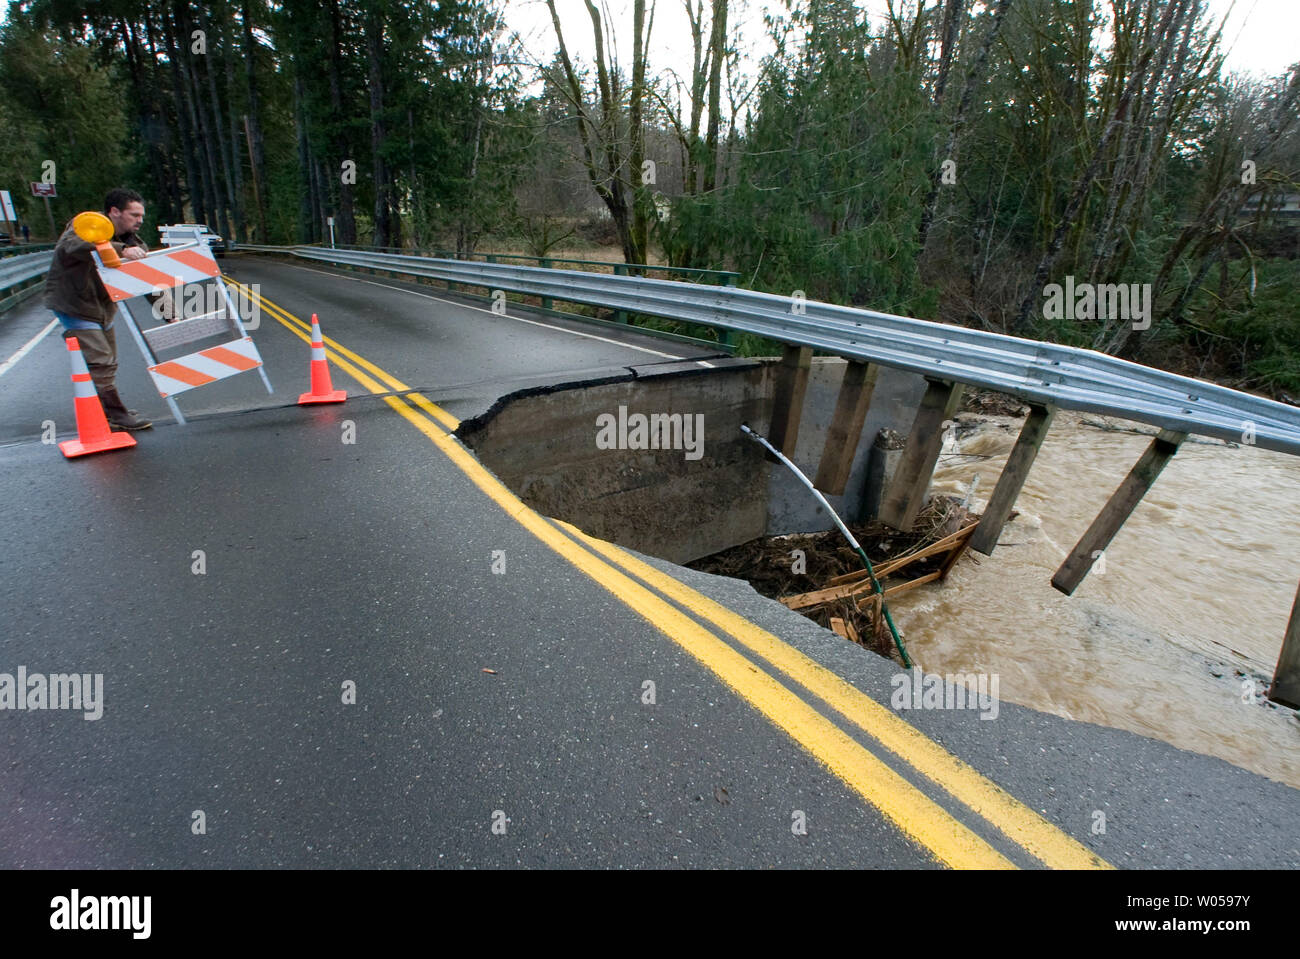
[21, 223, 30, 243]
[45, 188, 152, 430]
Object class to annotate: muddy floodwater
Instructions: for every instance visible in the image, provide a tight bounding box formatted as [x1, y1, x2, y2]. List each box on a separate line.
[888, 408, 1300, 789]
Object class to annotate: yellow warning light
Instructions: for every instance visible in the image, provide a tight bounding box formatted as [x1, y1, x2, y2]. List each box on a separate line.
[72, 211, 115, 244]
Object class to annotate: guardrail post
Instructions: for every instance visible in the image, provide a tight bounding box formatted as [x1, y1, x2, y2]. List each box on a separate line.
[433, 250, 452, 291]
[970, 403, 1057, 555]
[613, 264, 627, 323]
[768, 344, 813, 461]
[813, 361, 879, 495]
[1269, 580, 1300, 708]
[878, 378, 964, 531]
[1051, 429, 1186, 594]
[540, 257, 553, 310]
[720, 276, 737, 348]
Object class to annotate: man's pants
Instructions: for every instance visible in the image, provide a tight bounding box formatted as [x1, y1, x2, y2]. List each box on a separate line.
[62, 326, 117, 394]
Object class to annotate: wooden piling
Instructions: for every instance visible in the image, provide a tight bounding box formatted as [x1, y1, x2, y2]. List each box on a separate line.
[877, 379, 964, 531]
[970, 404, 1056, 556]
[814, 361, 879, 495]
[1269, 580, 1300, 709]
[1051, 429, 1186, 595]
[768, 345, 813, 461]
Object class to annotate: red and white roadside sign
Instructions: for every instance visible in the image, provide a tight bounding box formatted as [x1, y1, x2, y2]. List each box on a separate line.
[31, 182, 56, 198]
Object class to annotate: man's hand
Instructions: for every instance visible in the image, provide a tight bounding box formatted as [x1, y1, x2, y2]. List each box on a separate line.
[120, 246, 147, 261]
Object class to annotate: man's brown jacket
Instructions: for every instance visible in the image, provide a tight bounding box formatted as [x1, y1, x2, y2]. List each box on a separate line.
[43, 222, 149, 325]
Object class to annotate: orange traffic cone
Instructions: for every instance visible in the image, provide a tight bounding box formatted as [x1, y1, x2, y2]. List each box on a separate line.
[59, 337, 137, 458]
[298, 314, 346, 405]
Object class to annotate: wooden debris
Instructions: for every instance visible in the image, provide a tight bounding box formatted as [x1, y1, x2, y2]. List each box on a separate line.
[782, 520, 977, 610]
[688, 497, 977, 662]
[826, 617, 859, 643]
[825, 520, 976, 587]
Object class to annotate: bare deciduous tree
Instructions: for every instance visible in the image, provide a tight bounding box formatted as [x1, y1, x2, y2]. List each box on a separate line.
[544, 0, 654, 266]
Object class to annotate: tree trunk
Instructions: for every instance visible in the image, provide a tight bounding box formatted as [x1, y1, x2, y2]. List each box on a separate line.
[629, 0, 649, 266]
[295, 72, 315, 243]
[171, 4, 219, 230]
[368, 2, 390, 248]
[918, 0, 1014, 254]
[328, 0, 357, 245]
[1105, 4, 1207, 282]
[176, 3, 228, 238]
[457, 99, 484, 257]
[545, 0, 632, 262]
[684, 0, 708, 194]
[701, 0, 726, 194]
[407, 105, 420, 249]
[318, 158, 334, 245]
[160, 6, 205, 225]
[118, 17, 172, 223]
[1109, 64, 1300, 356]
[217, 0, 247, 243]
[1012, 0, 1182, 333]
[241, 0, 269, 242]
[1088, 0, 1193, 285]
[143, 9, 185, 222]
[194, 2, 239, 242]
[931, 0, 965, 107]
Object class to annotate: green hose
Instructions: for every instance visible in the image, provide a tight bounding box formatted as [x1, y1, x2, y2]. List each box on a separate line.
[741, 424, 913, 668]
[846, 543, 911, 668]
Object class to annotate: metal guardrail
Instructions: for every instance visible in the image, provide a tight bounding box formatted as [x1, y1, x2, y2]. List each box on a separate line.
[233, 242, 741, 349]
[0, 243, 55, 258]
[236, 244, 1300, 456]
[0, 250, 53, 302]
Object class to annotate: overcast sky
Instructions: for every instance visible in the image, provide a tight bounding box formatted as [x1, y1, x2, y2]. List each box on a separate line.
[505, 0, 1300, 94]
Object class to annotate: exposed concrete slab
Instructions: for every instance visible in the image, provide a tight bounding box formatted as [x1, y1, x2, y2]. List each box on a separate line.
[456, 361, 772, 564]
[765, 357, 929, 535]
[456, 356, 930, 564]
[627, 356, 748, 379]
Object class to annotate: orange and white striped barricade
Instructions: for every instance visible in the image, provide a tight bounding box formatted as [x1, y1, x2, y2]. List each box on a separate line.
[90, 237, 272, 425]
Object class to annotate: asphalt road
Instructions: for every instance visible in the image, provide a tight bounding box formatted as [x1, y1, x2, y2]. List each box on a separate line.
[0, 256, 1295, 868]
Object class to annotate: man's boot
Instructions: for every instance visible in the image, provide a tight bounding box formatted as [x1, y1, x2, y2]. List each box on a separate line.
[97, 387, 152, 431]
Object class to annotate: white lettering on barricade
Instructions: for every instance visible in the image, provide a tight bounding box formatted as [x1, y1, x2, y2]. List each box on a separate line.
[92, 235, 273, 424]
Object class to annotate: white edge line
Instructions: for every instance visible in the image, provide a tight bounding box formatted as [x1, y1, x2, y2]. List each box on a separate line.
[0, 318, 59, 379]
[280, 262, 718, 368]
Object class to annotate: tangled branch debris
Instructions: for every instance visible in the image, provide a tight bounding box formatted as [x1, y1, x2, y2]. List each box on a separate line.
[688, 497, 979, 660]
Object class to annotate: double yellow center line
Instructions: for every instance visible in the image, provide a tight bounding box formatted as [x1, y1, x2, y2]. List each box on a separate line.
[227, 277, 1111, 871]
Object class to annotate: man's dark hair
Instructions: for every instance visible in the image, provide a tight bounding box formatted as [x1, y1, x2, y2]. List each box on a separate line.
[103, 188, 144, 214]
